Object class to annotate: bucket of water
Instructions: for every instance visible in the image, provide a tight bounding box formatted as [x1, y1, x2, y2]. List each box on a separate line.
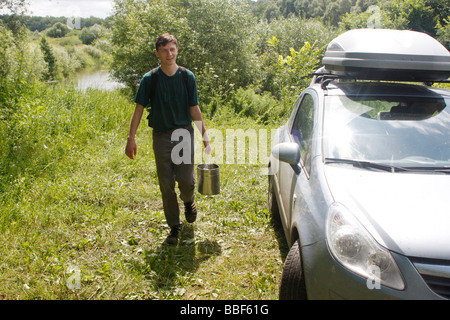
[197, 164, 220, 195]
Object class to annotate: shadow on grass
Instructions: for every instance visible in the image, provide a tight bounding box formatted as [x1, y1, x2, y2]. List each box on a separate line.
[135, 224, 222, 295]
[269, 211, 289, 262]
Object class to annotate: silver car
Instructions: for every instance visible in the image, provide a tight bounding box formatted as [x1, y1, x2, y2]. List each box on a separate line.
[269, 29, 450, 300]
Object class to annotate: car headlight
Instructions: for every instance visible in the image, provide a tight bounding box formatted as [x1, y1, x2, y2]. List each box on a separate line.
[326, 203, 405, 290]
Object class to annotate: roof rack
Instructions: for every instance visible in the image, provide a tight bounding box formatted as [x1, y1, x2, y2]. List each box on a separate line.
[310, 67, 450, 89]
[310, 68, 337, 88]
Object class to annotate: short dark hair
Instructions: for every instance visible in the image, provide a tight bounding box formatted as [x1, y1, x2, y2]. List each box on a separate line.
[155, 33, 178, 51]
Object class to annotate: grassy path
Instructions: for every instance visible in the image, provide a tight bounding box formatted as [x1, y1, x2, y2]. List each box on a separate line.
[0, 85, 287, 300]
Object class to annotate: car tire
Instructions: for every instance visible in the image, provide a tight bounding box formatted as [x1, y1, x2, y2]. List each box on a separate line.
[279, 240, 307, 300]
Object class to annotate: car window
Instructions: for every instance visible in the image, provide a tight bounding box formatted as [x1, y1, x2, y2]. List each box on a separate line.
[323, 93, 450, 167]
[291, 93, 315, 173]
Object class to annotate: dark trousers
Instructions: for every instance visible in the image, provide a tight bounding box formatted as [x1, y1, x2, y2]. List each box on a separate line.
[152, 125, 195, 228]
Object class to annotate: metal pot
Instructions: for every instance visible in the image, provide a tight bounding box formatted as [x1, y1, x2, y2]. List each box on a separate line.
[197, 164, 220, 195]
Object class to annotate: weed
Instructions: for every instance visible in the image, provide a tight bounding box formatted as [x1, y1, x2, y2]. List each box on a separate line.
[0, 81, 287, 300]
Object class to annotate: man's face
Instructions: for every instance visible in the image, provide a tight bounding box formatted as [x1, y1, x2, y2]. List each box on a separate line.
[155, 42, 178, 66]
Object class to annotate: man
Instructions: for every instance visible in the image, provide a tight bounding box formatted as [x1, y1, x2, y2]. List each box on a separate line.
[125, 33, 210, 245]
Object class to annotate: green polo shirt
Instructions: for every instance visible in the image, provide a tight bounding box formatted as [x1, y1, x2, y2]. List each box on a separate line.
[134, 67, 199, 132]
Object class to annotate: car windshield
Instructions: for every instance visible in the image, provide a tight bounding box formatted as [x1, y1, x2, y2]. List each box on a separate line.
[323, 86, 450, 168]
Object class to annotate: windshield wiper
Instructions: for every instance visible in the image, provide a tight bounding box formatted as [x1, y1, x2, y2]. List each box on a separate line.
[324, 158, 410, 173]
[407, 166, 450, 174]
[325, 158, 450, 174]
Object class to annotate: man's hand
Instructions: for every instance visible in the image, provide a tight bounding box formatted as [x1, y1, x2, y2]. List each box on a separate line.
[125, 137, 137, 159]
[125, 104, 144, 160]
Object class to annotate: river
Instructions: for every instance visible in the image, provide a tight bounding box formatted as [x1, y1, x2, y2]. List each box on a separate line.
[75, 69, 125, 92]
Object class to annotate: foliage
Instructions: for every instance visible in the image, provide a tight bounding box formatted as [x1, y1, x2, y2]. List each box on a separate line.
[0, 24, 14, 104]
[382, 0, 437, 35]
[183, 0, 258, 92]
[0, 24, 43, 115]
[340, 0, 441, 35]
[255, 17, 336, 56]
[46, 22, 70, 38]
[0, 80, 284, 300]
[1, 0, 450, 300]
[275, 41, 322, 88]
[425, 0, 450, 25]
[111, 0, 258, 96]
[0, 0, 27, 15]
[250, 0, 377, 24]
[0, 15, 113, 32]
[40, 36, 57, 80]
[79, 24, 104, 45]
[257, 35, 323, 102]
[110, 0, 180, 89]
[436, 17, 450, 50]
[228, 87, 288, 125]
[249, 0, 450, 33]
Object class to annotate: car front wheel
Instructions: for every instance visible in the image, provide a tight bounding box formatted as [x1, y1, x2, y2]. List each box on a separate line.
[279, 240, 307, 300]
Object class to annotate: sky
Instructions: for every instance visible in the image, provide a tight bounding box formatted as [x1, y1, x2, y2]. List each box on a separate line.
[25, 0, 115, 18]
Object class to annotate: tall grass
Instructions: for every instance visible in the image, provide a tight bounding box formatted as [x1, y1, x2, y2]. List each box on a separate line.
[0, 83, 287, 300]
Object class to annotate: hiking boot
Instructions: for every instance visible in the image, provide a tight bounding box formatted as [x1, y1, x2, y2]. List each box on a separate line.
[165, 223, 183, 245]
[184, 201, 197, 223]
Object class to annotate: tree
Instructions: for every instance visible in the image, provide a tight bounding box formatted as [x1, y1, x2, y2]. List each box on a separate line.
[263, 2, 281, 22]
[352, 0, 379, 13]
[279, 0, 297, 17]
[382, 0, 437, 36]
[111, 0, 187, 90]
[0, 0, 27, 15]
[340, 9, 374, 29]
[323, 2, 341, 26]
[111, 0, 258, 97]
[309, 0, 328, 18]
[263, 37, 322, 100]
[436, 18, 450, 50]
[79, 24, 104, 45]
[184, 0, 258, 91]
[426, 0, 450, 25]
[294, 0, 314, 18]
[340, 0, 438, 35]
[0, 24, 14, 106]
[46, 22, 70, 38]
[40, 36, 56, 80]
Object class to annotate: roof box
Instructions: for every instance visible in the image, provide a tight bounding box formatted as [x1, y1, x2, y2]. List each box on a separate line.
[322, 29, 450, 82]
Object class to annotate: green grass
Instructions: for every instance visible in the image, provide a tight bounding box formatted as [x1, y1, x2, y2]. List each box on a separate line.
[0, 83, 288, 300]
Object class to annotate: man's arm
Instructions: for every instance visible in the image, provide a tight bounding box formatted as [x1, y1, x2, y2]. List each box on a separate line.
[125, 103, 145, 159]
[190, 105, 211, 153]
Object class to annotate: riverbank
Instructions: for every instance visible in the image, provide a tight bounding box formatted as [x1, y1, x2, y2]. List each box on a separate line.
[28, 25, 112, 83]
[73, 68, 125, 92]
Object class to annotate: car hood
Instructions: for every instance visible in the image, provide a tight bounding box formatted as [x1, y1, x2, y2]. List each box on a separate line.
[324, 165, 450, 260]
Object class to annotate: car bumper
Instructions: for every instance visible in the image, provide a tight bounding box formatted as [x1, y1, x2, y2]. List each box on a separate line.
[301, 239, 446, 300]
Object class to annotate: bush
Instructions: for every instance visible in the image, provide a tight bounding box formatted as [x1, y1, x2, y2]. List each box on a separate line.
[226, 87, 289, 125]
[40, 36, 57, 80]
[0, 84, 131, 181]
[46, 22, 70, 38]
[58, 35, 82, 47]
[436, 18, 450, 50]
[83, 45, 103, 59]
[79, 24, 104, 45]
[256, 17, 336, 57]
[111, 0, 258, 92]
[53, 46, 90, 78]
[0, 25, 45, 112]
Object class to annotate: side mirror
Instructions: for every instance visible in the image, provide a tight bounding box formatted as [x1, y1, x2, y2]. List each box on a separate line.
[271, 142, 301, 165]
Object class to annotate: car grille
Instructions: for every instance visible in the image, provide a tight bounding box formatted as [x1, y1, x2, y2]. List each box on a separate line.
[411, 257, 450, 299]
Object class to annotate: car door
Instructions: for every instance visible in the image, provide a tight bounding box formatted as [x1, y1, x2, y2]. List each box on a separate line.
[278, 91, 317, 235]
